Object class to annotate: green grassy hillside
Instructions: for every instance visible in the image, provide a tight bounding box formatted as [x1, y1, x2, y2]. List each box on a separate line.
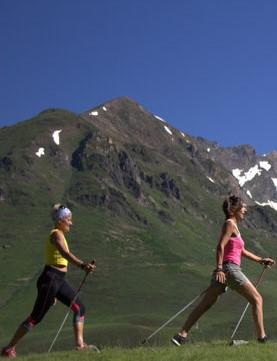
[13, 343, 277, 361]
[1, 100, 277, 355]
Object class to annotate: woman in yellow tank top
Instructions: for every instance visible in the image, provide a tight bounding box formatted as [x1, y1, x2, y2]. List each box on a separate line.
[1, 204, 99, 358]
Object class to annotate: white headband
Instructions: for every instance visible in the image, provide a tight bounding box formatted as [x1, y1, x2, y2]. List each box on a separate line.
[54, 206, 72, 222]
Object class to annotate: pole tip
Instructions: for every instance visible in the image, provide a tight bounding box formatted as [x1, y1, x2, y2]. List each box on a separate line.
[229, 339, 249, 346]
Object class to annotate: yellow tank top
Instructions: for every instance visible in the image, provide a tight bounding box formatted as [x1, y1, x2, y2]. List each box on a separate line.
[45, 229, 69, 267]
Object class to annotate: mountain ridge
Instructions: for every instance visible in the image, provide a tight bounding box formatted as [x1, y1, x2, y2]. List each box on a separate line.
[0, 96, 277, 350]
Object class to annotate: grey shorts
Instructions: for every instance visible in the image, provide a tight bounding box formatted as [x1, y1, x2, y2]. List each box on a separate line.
[210, 262, 250, 290]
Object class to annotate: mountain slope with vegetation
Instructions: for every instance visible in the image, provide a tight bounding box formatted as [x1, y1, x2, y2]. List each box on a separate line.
[0, 97, 276, 354]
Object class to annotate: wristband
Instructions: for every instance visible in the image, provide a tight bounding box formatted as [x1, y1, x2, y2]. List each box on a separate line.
[214, 268, 223, 272]
[259, 258, 272, 266]
[80, 262, 86, 270]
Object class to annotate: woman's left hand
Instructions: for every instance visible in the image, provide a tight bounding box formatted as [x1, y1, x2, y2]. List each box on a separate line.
[215, 270, 226, 284]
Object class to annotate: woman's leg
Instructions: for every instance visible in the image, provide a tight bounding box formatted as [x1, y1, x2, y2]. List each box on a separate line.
[71, 300, 86, 347]
[4, 325, 29, 349]
[235, 281, 265, 339]
[56, 280, 86, 348]
[4, 269, 57, 349]
[180, 285, 224, 337]
[74, 320, 84, 348]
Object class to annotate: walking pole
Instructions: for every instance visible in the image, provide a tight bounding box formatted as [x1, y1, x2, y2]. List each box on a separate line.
[229, 265, 268, 345]
[48, 260, 94, 353]
[142, 287, 209, 344]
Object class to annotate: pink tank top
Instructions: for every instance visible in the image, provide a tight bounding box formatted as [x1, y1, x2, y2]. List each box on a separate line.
[223, 220, 244, 266]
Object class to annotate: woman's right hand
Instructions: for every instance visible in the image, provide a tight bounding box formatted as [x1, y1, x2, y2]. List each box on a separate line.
[216, 270, 226, 284]
[80, 260, 96, 273]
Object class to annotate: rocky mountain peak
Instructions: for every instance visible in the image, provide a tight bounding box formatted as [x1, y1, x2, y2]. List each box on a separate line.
[0, 97, 276, 215]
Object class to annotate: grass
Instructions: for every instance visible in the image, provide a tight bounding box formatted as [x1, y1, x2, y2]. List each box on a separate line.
[13, 343, 277, 361]
[1, 107, 277, 353]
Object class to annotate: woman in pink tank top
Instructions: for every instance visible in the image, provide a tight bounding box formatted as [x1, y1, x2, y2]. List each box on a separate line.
[171, 195, 275, 346]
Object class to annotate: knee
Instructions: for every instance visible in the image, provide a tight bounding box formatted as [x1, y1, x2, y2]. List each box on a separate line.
[256, 293, 263, 307]
[252, 293, 263, 308]
[22, 316, 39, 331]
[79, 301, 85, 316]
[204, 299, 217, 311]
[71, 300, 85, 323]
[199, 296, 218, 313]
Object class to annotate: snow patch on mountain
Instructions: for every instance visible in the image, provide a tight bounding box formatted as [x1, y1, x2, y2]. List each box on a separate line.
[35, 148, 45, 157]
[259, 161, 271, 171]
[272, 178, 277, 191]
[102, 106, 107, 111]
[255, 200, 277, 211]
[232, 165, 262, 187]
[164, 126, 173, 135]
[52, 130, 62, 145]
[246, 190, 253, 199]
[89, 111, 99, 116]
[207, 176, 215, 183]
[180, 131, 191, 143]
[155, 115, 166, 122]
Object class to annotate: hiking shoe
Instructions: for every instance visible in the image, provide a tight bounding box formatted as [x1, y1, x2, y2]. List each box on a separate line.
[1, 347, 16, 358]
[258, 335, 268, 343]
[171, 334, 188, 346]
[76, 343, 100, 353]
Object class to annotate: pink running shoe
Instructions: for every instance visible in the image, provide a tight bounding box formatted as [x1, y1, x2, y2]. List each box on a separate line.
[1, 346, 16, 358]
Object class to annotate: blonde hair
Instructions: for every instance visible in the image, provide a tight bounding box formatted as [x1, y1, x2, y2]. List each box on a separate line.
[51, 203, 62, 222]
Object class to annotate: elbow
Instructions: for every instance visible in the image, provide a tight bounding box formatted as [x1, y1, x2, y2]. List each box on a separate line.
[216, 245, 224, 254]
[60, 250, 70, 259]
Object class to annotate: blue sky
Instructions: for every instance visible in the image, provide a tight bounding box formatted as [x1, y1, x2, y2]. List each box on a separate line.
[1, 0, 277, 154]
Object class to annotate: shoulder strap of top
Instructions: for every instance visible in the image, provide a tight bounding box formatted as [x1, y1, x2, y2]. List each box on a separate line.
[49, 229, 69, 251]
[49, 228, 59, 240]
[226, 219, 241, 236]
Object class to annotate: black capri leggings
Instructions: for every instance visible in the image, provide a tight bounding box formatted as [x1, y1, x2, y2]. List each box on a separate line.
[22, 266, 85, 330]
